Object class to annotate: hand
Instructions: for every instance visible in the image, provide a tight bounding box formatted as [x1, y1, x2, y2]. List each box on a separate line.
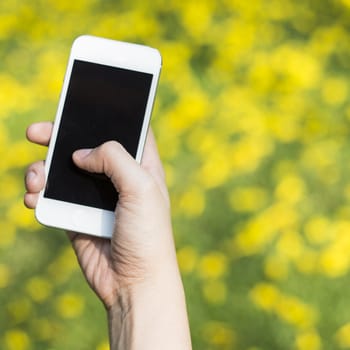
[24, 122, 192, 349]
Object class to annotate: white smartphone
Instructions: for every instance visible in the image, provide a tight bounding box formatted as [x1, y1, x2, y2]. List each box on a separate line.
[35, 35, 161, 238]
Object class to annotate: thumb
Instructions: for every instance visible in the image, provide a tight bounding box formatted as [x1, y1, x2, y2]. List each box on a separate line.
[72, 141, 148, 194]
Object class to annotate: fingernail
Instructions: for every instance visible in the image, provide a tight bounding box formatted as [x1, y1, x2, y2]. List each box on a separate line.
[26, 170, 36, 182]
[74, 148, 92, 159]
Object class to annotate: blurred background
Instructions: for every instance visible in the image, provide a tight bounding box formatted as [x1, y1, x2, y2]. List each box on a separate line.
[1, 0, 350, 349]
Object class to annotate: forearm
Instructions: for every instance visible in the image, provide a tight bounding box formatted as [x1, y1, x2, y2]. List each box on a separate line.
[108, 263, 192, 350]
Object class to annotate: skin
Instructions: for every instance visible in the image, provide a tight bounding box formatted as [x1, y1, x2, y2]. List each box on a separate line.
[24, 122, 192, 349]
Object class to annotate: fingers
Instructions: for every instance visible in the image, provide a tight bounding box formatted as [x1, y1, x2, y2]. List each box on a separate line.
[72, 141, 151, 195]
[26, 121, 53, 146]
[24, 160, 45, 208]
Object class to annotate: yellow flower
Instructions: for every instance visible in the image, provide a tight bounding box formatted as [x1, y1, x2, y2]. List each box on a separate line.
[335, 322, 350, 348]
[7, 297, 33, 323]
[322, 77, 348, 106]
[96, 341, 110, 350]
[198, 252, 227, 279]
[276, 231, 304, 261]
[229, 186, 268, 213]
[167, 91, 211, 132]
[0, 264, 10, 288]
[319, 248, 350, 277]
[26, 277, 52, 303]
[202, 280, 227, 304]
[179, 187, 205, 217]
[265, 113, 301, 143]
[198, 147, 232, 189]
[341, 0, 350, 7]
[177, 246, 198, 274]
[294, 249, 318, 275]
[304, 216, 333, 245]
[264, 255, 289, 280]
[251, 283, 317, 329]
[0, 221, 16, 247]
[250, 283, 280, 311]
[235, 203, 298, 255]
[179, 1, 214, 39]
[56, 293, 85, 319]
[274, 295, 317, 329]
[275, 174, 306, 205]
[295, 329, 322, 350]
[0, 174, 21, 201]
[202, 321, 236, 348]
[48, 247, 79, 283]
[4, 330, 30, 350]
[7, 200, 37, 230]
[31, 318, 56, 341]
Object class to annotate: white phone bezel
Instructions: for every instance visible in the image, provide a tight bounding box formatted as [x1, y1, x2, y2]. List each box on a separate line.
[35, 35, 161, 237]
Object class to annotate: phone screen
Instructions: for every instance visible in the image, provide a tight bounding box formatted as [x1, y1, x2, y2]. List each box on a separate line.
[44, 59, 153, 211]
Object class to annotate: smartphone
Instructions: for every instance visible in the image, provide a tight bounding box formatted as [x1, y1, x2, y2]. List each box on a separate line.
[35, 35, 161, 237]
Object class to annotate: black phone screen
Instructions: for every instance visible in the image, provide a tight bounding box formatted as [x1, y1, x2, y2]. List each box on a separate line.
[44, 59, 153, 211]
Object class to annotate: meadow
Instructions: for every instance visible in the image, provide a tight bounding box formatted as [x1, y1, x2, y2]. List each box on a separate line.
[1, 0, 350, 349]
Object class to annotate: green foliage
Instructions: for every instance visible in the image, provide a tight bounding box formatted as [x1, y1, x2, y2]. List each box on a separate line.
[1, 0, 350, 349]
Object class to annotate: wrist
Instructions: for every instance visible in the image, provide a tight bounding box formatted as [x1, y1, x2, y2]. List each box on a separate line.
[107, 263, 192, 350]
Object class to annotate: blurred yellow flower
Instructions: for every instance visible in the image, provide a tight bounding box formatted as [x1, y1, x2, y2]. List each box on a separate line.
[48, 247, 79, 283]
[250, 283, 280, 311]
[304, 216, 332, 246]
[341, 0, 350, 7]
[235, 202, 298, 255]
[7, 200, 37, 229]
[198, 147, 232, 188]
[179, 1, 214, 39]
[168, 91, 211, 132]
[177, 246, 198, 274]
[56, 293, 85, 319]
[0, 74, 32, 119]
[26, 277, 52, 303]
[276, 230, 304, 261]
[179, 186, 205, 217]
[96, 341, 110, 350]
[229, 136, 274, 175]
[301, 140, 340, 184]
[0, 221, 16, 247]
[0, 263, 10, 288]
[322, 77, 348, 106]
[202, 321, 236, 348]
[5, 140, 42, 169]
[274, 174, 305, 205]
[265, 113, 301, 143]
[295, 329, 321, 350]
[251, 283, 317, 329]
[30, 318, 56, 341]
[7, 297, 33, 324]
[264, 254, 289, 280]
[202, 280, 227, 304]
[335, 322, 350, 348]
[47, 0, 95, 12]
[319, 248, 350, 277]
[229, 186, 268, 213]
[275, 295, 317, 329]
[294, 249, 318, 275]
[4, 329, 30, 350]
[0, 14, 18, 40]
[198, 252, 227, 279]
[0, 174, 21, 201]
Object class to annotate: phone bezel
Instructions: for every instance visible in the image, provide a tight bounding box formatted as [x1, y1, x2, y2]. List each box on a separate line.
[35, 35, 161, 237]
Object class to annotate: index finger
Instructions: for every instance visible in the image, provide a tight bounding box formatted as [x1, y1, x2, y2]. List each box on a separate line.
[26, 121, 53, 146]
